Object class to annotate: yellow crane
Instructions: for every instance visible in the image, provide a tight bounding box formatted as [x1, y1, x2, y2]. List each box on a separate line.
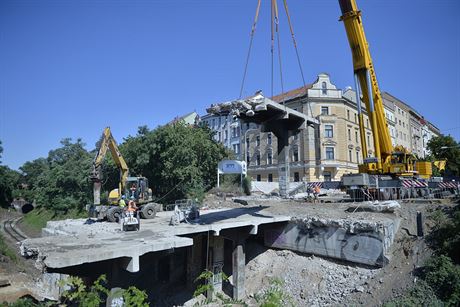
[338, 0, 432, 178]
[90, 127, 159, 222]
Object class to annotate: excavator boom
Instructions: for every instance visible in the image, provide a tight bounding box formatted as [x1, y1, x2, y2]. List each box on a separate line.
[91, 127, 129, 205]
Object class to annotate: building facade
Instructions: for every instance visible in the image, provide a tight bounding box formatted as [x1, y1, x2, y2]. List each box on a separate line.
[203, 73, 441, 182]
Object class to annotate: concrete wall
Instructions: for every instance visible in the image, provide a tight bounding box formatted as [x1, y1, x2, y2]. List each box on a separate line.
[264, 217, 399, 267]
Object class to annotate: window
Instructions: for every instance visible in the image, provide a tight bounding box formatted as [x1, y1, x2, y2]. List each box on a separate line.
[293, 148, 299, 162]
[268, 174, 273, 182]
[224, 130, 228, 140]
[294, 172, 300, 182]
[256, 135, 260, 146]
[399, 119, 401, 125]
[232, 144, 239, 154]
[347, 110, 350, 120]
[256, 153, 261, 166]
[267, 152, 273, 165]
[348, 128, 351, 141]
[349, 150, 352, 162]
[367, 135, 371, 145]
[212, 119, 215, 127]
[218, 132, 221, 142]
[267, 133, 272, 145]
[354, 114, 357, 123]
[355, 131, 359, 142]
[218, 117, 221, 126]
[321, 106, 329, 115]
[356, 151, 360, 164]
[325, 147, 335, 160]
[246, 122, 250, 130]
[323, 171, 332, 182]
[322, 82, 327, 95]
[366, 119, 369, 128]
[404, 133, 406, 141]
[399, 131, 402, 139]
[403, 122, 405, 128]
[246, 137, 250, 148]
[325, 125, 333, 138]
[256, 174, 261, 182]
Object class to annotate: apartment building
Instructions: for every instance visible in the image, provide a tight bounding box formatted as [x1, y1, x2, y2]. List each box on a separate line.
[200, 113, 245, 160]
[203, 73, 441, 182]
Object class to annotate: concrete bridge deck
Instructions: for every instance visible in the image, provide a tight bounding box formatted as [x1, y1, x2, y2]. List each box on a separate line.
[21, 207, 290, 271]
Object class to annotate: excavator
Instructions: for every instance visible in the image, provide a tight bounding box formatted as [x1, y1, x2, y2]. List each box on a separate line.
[89, 127, 160, 222]
[338, 0, 447, 199]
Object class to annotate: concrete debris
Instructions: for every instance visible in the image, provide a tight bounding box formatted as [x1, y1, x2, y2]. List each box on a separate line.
[347, 200, 401, 213]
[206, 92, 267, 117]
[245, 245, 379, 307]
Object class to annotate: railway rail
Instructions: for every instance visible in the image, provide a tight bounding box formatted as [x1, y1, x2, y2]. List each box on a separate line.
[3, 217, 27, 242]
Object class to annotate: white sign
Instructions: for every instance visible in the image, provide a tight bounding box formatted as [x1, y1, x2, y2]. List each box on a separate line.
[218, 160, 247, 175]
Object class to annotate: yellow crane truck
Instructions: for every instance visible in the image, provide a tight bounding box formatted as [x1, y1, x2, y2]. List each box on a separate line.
[89, 127, 160, 222]
[338, 0, 449, 200]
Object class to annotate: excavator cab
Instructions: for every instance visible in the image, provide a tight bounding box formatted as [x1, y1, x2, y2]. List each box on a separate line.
[124, 176, 152, 203]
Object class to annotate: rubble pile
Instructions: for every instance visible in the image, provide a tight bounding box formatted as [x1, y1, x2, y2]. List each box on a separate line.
[246, 247, 379, 306]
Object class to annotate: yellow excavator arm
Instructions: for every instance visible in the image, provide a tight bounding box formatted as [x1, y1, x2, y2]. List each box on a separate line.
[90, 127, 129, 205]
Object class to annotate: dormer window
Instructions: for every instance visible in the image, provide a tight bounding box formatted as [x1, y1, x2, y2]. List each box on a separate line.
[322, 82, 327, 95]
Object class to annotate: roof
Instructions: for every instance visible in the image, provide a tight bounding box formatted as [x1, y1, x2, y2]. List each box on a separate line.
[271, 85, 312, 103]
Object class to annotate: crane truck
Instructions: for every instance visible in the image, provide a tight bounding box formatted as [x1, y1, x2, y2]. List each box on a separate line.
[89, 127, 160, 222]
[338, 0, 451, 200]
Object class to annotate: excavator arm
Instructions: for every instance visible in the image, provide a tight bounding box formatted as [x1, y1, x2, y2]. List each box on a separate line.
[90, 127, 129, 205]
[338, 0, 393, 172]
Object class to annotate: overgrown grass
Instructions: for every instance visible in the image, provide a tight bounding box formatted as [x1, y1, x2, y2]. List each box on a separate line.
[22, 208, 86, 233]
[0, 233, 17, 263]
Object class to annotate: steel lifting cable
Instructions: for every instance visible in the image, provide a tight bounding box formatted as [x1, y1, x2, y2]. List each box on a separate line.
[282, 0, 312, 115]
[273, 0, 286, 105]
[239, 0, 262, 99]
[270, 0, 275, 98]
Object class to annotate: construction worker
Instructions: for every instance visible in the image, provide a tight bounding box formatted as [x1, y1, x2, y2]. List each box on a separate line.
[127, 198, 140, 225]
[119, 195, 126, 208]
[127, 198, 138, 212]
[313, 185, 321, 203]
[130, 183, 138, 199]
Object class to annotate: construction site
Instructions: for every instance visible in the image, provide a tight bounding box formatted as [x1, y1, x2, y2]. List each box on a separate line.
[1, 0, 459, 306]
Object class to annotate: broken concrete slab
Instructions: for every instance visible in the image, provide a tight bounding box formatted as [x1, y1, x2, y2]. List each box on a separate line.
[21, 208, 290, 272]
[264, 215, 400, 267]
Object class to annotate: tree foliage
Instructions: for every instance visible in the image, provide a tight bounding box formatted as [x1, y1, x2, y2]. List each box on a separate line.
[115, 123, 230, 203]
[427, 135, 460, 177]
[16, 139, 93, 212]
[0, 140, 22, 208]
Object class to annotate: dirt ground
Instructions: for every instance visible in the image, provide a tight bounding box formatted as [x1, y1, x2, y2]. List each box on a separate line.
[204, 193, 449, 306]
[0, 196, 455, 305]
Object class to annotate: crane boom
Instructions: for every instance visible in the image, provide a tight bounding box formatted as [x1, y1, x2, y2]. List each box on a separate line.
[338, 0, 393, 172]
[90, 127, 129, 205]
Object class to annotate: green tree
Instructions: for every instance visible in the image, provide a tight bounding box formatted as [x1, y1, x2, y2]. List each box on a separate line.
[18, 138, 93, 213]
[0, 140, 21, 207]
[119, 123, 230, 203]
[427, 135, 460, 177]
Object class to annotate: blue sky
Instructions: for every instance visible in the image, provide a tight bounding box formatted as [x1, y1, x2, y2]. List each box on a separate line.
[1, 0, 459, 170]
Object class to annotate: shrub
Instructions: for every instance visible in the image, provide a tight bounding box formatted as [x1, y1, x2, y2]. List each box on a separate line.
[242, 176, 252, 196]
[423, 255, 460, 305]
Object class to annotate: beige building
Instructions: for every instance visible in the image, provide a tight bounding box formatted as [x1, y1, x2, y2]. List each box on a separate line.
[245, 73, 374, 182]
[205, 73, 441, 183]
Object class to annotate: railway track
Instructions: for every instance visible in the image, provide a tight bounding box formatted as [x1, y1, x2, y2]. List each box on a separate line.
[3, 217, 27, 242]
